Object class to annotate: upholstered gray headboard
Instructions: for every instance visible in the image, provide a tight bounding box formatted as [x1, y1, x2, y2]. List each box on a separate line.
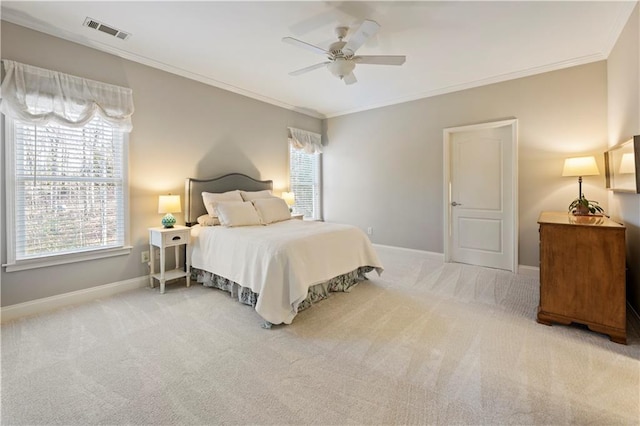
[184, 173, 274, 226]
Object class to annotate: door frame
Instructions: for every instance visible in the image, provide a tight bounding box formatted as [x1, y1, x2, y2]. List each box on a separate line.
[443, 119, 519, 272]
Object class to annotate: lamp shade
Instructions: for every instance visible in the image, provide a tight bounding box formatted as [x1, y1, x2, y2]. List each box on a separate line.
[158, 195, 181, 214]
[327, 58, 355, 79]
[619, 153, 635, 174]
[562, 156, 600, 177]
[282, 191, 295, 207]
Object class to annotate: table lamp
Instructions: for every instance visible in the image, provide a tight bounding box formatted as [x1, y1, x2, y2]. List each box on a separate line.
[562, 156, 599, 198]
[158, 194, 181, 228]
[282, 191, 295, 212]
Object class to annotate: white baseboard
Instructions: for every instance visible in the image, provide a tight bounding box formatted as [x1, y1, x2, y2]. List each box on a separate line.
[517, 265, 540, 277]
[372, 243, 444, 259]
[373, 244, 539, 277]
[1, 276, 148, 324]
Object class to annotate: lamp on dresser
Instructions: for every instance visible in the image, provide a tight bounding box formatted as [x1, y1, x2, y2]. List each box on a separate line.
[158, 194, 181, 228]
[562, 156, 604, 215]
[562, 155, 600, 198]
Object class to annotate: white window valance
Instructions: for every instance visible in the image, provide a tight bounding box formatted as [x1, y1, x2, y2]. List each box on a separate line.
[288, 127, 323, 154]
[0, 60, 134, 132]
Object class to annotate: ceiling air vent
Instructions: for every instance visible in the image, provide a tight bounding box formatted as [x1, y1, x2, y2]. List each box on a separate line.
[83, 17, 131, 41]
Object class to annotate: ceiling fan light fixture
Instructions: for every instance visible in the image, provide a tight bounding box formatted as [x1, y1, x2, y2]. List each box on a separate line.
[284, 19, 404, 84]
[327, 59, 355, 79]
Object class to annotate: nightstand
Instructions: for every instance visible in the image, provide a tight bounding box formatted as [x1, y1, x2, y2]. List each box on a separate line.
[291, 214, 304, 220]
[149, 226, 191, 294]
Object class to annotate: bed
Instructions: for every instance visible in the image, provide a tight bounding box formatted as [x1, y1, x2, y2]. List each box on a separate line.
[185, 173, 383, 327]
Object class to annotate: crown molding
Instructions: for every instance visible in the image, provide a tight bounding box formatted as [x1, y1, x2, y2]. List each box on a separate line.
[1, 12, 326, 120]
[324, 53, 607, 118]
[2, 8, 619, 120]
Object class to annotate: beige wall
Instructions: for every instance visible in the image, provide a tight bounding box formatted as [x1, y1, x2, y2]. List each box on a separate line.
[607, 3, 640, 313]
[324, 62, 609, 267]
[0, 22, 321, 306]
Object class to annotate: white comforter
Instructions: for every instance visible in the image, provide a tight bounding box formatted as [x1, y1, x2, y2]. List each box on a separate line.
[190, 219, 383, 324]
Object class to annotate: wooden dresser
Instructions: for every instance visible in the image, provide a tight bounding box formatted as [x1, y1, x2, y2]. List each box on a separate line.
[537, 211, 626, 344]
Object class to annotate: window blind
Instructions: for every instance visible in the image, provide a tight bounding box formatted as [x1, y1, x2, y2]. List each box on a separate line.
[289, 143, 321, 220]
[13, 117, 125, 259]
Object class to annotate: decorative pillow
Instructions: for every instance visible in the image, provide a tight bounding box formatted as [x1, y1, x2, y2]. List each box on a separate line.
[215, 201, 263, 227]
[252, 197, 291, 224]
[240, 189, 274, 201]
[197, 214, 220, 226]
[202, 190, 243, 217]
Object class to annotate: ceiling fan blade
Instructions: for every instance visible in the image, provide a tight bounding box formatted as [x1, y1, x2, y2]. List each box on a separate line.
[289, 62, 330, 76]
[343, 19, 380, 55]
[282, 37, 328, 56]
[354, 55, 406, 66]
[343, 72, 357, 85]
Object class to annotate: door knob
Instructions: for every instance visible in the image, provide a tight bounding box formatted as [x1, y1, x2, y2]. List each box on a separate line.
[451, 201, 462, 206]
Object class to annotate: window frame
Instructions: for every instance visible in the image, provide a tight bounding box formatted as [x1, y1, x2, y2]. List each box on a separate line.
[3, 116, 131, 272]
[288, 143, 322, 221]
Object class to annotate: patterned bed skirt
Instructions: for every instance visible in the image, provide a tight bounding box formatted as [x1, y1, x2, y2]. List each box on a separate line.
[192, 266, 375, 327]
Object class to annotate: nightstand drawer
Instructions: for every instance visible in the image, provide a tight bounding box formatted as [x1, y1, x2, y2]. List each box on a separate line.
[162, 230, 189, 246]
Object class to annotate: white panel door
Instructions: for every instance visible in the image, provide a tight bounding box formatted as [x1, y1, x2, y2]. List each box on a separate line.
[445, 121, 516, 271]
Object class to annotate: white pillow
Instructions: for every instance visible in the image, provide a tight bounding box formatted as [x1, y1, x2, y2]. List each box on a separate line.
[240, 189, 274, 201]
[197, 214, 220, 226]
[215, 201, 263, 227]
[252, 197, 291, 224]
[202, 190, 243, 217]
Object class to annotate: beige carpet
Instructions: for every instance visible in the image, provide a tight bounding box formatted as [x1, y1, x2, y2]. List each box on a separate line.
[2, 246, 639, 425]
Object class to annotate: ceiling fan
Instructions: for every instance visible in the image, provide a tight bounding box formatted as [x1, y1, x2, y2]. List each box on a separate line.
[282, 19, 406, 85]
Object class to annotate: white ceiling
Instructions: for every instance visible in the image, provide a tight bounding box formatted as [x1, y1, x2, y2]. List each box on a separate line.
[2, 1, 637, 118]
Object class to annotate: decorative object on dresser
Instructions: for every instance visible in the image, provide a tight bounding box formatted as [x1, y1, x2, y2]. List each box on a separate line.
[567, 195, 604, 216]
[158, 194, 181, 228]
[537, 211, 626, 344]
[149, 225, 191, 294]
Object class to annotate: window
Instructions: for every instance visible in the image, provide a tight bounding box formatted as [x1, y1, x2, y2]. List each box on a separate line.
[289, 143, 322, 220]
[1, 60, 134, 271]
[287, 127, 323, 221]
[5, 117, 129, 270]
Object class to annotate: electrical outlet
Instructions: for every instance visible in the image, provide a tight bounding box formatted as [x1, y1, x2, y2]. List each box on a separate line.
[141, 251, 150, 263]
[367, 227, 373, 235]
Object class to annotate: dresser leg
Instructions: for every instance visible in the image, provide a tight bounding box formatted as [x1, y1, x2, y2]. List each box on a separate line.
[586, 324, 627, 345]
[608, 334, 627, 345]
[536, 308, 562, 326]
[536, 317, 552, 326]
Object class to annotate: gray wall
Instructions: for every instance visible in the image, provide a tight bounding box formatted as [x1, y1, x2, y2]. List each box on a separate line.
[2, 14, 635, 307]
[607, 3, 640, 313]
[324, 62, 609, 267]
[0, 22, 321, 306]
